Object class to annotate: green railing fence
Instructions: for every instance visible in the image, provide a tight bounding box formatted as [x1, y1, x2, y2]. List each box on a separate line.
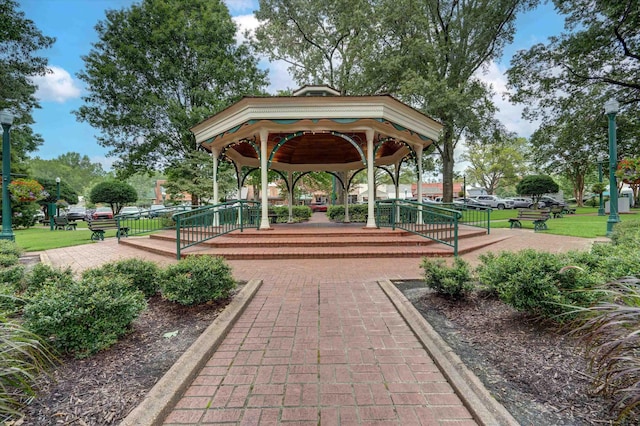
[173, 201, 260, 259]
[375, 199, 465, 255]
[115, 205, 195, 239]
[441, 202, 492, 233]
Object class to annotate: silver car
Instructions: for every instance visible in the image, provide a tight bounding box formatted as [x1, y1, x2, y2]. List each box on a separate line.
[507, 197, 534, 209]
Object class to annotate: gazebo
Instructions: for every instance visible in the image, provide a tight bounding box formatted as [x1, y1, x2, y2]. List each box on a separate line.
[191, 86, 443, 229]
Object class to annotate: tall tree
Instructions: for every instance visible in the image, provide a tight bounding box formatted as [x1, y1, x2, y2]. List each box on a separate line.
[27, 152, 107, 196]
[462, 127, 529, 195]
[75, 0, 268, 204]
[0, 0, 54, 164]
[368, 0, 538, 202]
[252, 0, 375, 94]
[508, 0, 640, 114]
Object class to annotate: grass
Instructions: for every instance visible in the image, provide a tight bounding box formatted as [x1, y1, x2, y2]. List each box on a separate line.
[490, 207, 640, 238]
[13, 222, 119, 252]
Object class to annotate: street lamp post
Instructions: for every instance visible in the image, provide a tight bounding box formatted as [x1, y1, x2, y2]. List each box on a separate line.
[0, 109, 15, 241]
[55, 177, 61, 217]
[604, 98, 620, 236]
[597, 154, 605, 216]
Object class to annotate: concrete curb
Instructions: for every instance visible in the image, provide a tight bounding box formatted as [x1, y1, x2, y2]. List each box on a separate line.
[378, 279, 519, 426]
[120, 279, 263, 426]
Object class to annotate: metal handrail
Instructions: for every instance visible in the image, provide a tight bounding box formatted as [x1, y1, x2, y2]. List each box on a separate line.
[173, 201, 260, 259]
[115, 205, 195, 240]
[375, 199, 463, 255]
[441, 202, 491, 234]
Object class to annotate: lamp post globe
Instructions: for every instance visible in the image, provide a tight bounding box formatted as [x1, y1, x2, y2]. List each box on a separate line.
[0, 109, 15, 241]
[604, 98, 620, 236]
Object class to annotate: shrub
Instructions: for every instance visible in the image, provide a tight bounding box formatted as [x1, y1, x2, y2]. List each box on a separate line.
[82, 259, 160, 298]
[327, 204, 368, 222]
[0, 254, 18, 268]
[610, 220, 640, 249]
[477, 249, 603, 319]
[421, 257, 473, 299]
[271, 206, 311, 223]
[0, 283, 21, 316]
[21, 264, 74, 296]
[0, 241, 22, 258]
[160, 256, 236, 305]
[23, 275, 147, 358]
[0, 265, 24, 288]
[0, 316, 55, 420]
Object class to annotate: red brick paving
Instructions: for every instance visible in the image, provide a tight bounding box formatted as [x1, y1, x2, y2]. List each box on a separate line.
[39, 220, 604, 425]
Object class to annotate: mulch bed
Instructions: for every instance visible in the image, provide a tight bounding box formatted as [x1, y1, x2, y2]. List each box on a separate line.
[19, 295, 232, 425]
[397, 281, 623, 425]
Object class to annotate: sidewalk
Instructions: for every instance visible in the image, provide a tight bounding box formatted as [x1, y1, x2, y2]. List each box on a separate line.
[41, 229, 603, 425]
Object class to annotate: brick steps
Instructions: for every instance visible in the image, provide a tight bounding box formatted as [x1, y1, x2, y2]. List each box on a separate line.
[118, 224, 509, 260]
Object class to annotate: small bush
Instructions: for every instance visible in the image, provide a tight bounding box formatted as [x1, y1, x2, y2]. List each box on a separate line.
[271, 206, 311, 223]
[0, 265, 25, 288]
[0, 283, 22, 316]
[160, 256, 236, 305]
[610, 220, 640, 249]
[21, 264, 74, 296]
[23, 275, 147, 358]
[0, 241, 22, 258]
[82, 259, 160, 298]
[421, 257, 473, 299]
[477, 249, 604, 319]
[327, 204, 368, 222]
[0, 254, 18, 268]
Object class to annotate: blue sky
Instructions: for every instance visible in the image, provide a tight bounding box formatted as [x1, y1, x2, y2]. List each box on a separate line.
[19, 0, 565, 171]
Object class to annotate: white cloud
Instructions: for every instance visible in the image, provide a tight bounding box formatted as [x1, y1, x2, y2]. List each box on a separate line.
[232, 13, 259, 44]
[31, 66, 82, 103]
[476, 61, 540, 138]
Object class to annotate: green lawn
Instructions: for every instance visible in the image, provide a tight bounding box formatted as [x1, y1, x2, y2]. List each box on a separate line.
[490, 207, 640, 238]
[13, 222, 119, 251]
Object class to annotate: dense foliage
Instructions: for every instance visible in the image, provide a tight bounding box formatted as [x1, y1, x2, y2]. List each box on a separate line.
[421, 258, 473, 299]
[89, 181, 137, 215]
[160, 256, 236, 306]
[82, 259, 160, 298]
[516, 175, 560, 206]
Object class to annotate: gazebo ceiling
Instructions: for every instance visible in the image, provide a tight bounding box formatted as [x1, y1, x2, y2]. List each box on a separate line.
[191, 91, 443, 173]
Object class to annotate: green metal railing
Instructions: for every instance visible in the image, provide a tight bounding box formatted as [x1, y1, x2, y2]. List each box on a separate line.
[115, 205, 195, 240]
[173, 201, 260, 259]
[375, 199, 463, 255]
[441, 202, 491, 233]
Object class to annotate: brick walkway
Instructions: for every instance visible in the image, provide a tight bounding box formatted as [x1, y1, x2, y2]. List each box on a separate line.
[41, 225, 603, 425]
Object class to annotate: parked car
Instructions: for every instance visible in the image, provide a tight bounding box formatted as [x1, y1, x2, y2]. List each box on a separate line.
[472, 195, 515, 210]
[148, 204, 167, 218]
[91, 207, 113, 219]
[310, 203, 328, 212]
[538, 196, 566, 209]
[507, 197, 534, 209]
[119, 206, 141, 219]
[66, 206, 87, 221]
[453, 198, 487, 210]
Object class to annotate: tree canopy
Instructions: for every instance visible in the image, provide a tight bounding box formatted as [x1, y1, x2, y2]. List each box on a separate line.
[0, 0, 55, 164]
[516, 175, 560, 206]
[27, 152, 108, 197]
[89, 181, 137, 215]
[76, 0, 268, 203]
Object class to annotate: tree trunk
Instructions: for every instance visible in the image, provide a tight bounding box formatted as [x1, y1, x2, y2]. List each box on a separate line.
[441, 126, 455, 203]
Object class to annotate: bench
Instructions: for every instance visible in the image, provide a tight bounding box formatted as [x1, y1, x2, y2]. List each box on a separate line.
[508, 209, 551, 232]
[54, 216, 77, 230]
[550, 205, 564, 218]
[88, 219, 128, 241]
[563, 207, 576, 215]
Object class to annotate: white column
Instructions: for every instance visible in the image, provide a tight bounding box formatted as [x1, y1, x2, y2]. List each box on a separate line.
[416, 146, 424, 224]
[344, 182, 350, 223]
[212, 149, 219, 205]
[287, 172, 294, 223]
[259, 129, 271, 229]
[366, 130, 376, 228]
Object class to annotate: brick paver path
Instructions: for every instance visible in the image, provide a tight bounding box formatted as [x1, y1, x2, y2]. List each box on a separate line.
[165, 277, 475, 425]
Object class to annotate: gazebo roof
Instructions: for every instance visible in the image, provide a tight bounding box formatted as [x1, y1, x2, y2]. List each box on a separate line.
[191, 90, 443, 172]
